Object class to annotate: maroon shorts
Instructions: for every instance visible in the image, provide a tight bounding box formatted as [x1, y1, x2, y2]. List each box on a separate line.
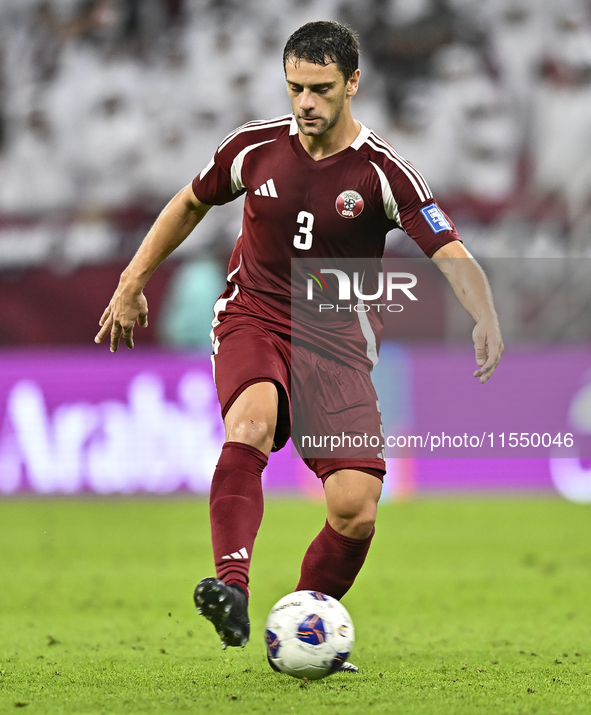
[212, 316, 386, 481]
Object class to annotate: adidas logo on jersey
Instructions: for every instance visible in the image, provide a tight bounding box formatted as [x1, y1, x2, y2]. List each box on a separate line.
[221, 547, 249, 560]
[254, 179, 278, 198]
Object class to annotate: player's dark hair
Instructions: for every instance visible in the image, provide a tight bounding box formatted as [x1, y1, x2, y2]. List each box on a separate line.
[283, 21, 359, 82]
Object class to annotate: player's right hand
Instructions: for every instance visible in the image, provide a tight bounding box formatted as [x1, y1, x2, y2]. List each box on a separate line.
[94, 288, 148, 353]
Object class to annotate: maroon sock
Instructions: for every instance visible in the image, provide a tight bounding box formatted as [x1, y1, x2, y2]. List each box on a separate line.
[296, 520, 375, 600]
[209, 441, 267, 596]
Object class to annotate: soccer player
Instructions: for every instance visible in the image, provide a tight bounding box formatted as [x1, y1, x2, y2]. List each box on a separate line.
[95, 21, 503, 667]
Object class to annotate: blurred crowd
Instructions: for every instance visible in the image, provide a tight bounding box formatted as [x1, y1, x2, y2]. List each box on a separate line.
[1, 0, 591, 318]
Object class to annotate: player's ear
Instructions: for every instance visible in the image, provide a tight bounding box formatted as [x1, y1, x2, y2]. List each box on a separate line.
[346, 69, 360, 97]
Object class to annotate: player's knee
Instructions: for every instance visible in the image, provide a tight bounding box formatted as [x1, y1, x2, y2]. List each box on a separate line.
[330, 504, 376, 540]
[346, 513, 376, 540]
[325, 469, 382, 539]
[225, 417, 275, 453]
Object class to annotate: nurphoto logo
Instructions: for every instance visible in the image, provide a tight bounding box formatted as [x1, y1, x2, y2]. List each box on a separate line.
[303, 267, 418, 313]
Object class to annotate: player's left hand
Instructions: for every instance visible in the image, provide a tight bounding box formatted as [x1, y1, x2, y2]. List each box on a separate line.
[472, 313, 504, 384]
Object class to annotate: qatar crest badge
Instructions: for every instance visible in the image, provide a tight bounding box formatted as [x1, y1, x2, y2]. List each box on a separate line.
[336, 190, 364, 219]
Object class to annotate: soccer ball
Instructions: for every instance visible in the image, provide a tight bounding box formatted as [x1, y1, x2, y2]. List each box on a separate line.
[265, 590, 355, 679]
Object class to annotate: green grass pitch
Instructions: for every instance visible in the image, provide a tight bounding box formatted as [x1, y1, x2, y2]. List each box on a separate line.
[0, 496, 590, 714]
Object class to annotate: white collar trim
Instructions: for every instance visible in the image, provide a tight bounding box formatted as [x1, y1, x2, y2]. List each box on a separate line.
[351, 123, 371, 150]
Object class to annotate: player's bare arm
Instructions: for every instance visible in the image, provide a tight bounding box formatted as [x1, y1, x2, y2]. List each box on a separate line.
[94, 185, 211, 352]
[431, 241, 504, 384]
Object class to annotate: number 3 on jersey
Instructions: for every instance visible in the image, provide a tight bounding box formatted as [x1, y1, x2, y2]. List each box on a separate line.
[293, 211, 314, 250]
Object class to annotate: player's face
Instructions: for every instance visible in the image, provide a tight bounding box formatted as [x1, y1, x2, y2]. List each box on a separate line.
[285, 59, 359, 137]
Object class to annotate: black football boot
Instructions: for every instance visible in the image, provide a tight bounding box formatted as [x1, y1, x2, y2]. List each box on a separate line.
[193, 577, 250, 649]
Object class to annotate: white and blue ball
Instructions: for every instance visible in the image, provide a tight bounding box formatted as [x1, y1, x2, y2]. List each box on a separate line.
[265, 590, 355, 679]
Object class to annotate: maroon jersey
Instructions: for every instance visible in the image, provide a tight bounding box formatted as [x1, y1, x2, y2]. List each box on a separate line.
[192, 115, 459, 370]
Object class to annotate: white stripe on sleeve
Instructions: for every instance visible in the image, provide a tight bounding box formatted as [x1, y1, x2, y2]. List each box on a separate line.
[230, 139, 276, 194]
[369, 133, 433, 199]
[370, 161, 402, 227]
[199, 156, 215, 180]
[366, 138, 427, 202]
[219, 116, 292, 152]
